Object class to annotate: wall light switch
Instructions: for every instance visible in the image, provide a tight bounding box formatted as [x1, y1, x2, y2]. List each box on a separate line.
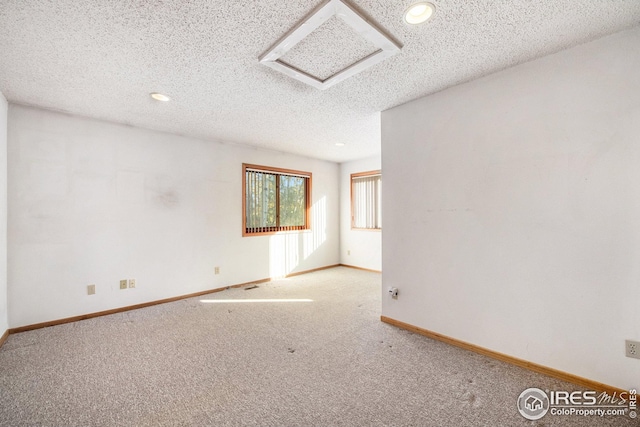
[129, 279, 136, 288]
[120, 280, 128, 290]
[87, 284, 96, 295]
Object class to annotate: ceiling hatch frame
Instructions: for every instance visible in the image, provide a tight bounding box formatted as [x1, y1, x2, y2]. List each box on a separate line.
[259, 0, 402, 90]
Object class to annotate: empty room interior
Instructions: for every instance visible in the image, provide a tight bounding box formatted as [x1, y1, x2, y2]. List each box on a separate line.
[1, 0, 639, 425]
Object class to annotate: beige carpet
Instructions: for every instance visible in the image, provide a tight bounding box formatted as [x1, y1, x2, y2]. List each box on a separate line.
[0, 267, 634, 426]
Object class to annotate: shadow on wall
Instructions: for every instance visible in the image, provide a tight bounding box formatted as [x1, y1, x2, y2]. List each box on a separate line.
[269, 196, 327, 278]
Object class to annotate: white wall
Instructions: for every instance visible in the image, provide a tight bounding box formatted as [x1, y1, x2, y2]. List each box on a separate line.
[381, 26, 640, 390]
[0, 92, 7, 335]
[340, 155, 381, 271]
[7, 105, 339, 328]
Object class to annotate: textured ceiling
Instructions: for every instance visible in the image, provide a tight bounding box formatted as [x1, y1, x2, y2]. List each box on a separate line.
[1, 1, 639, 163]
[279, 16, 378, 81]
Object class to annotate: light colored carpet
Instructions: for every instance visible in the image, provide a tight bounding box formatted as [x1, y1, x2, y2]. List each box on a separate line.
[0, 267, 634, 426]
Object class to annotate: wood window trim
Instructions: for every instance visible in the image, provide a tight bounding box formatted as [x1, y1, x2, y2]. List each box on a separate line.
[351, 169, 381, 231]
[243, 163, 312, 237]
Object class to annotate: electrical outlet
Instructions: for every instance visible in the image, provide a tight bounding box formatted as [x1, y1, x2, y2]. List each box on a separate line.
[87, 284, 96, 295]
[626, 340, 640, 359]
[215, 267, 220, 275]
[129, 279, 136, 288]
[119, 280, 128, 290]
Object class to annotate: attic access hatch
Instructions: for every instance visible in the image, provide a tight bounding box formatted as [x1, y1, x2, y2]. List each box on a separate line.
[259, 0, 401, 90]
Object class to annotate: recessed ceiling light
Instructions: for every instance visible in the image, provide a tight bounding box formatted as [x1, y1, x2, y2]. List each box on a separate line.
[150, 92, 170, 102]
[404, 2, 435, 25]
[335, 142, 345, 147]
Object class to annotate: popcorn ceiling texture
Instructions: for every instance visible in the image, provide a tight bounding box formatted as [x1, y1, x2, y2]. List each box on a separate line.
[0, 0, 639, 162]
[279, 16, 378, 80]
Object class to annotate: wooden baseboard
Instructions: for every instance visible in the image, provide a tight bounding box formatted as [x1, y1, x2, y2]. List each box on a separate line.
[9, 265, 341, 334]
[9, 285, 238, 334]
[381, 315, 625, 395]
[285, 264, 341, 278]
[339, 264, 382, 273]
[0, 329, 8, 349]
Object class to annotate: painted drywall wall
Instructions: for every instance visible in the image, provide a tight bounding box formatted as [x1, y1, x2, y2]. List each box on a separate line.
[0, 92, 7, 335]
[7, 105, 339, 328]
[381, 26, 640, 390]
[340, 155, 381, 271]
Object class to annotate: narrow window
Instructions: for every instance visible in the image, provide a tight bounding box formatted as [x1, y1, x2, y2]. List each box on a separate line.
[351, 170, 381, 230]
[243, 164, 311, 236]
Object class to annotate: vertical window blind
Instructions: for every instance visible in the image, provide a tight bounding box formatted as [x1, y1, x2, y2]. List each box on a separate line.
[351, 172, 381, 229]
[244, 165, 310, 235]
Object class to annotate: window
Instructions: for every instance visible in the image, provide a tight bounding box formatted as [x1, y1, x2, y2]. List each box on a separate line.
[351, 170, 381, 230]
[243, 164, 311, 236]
